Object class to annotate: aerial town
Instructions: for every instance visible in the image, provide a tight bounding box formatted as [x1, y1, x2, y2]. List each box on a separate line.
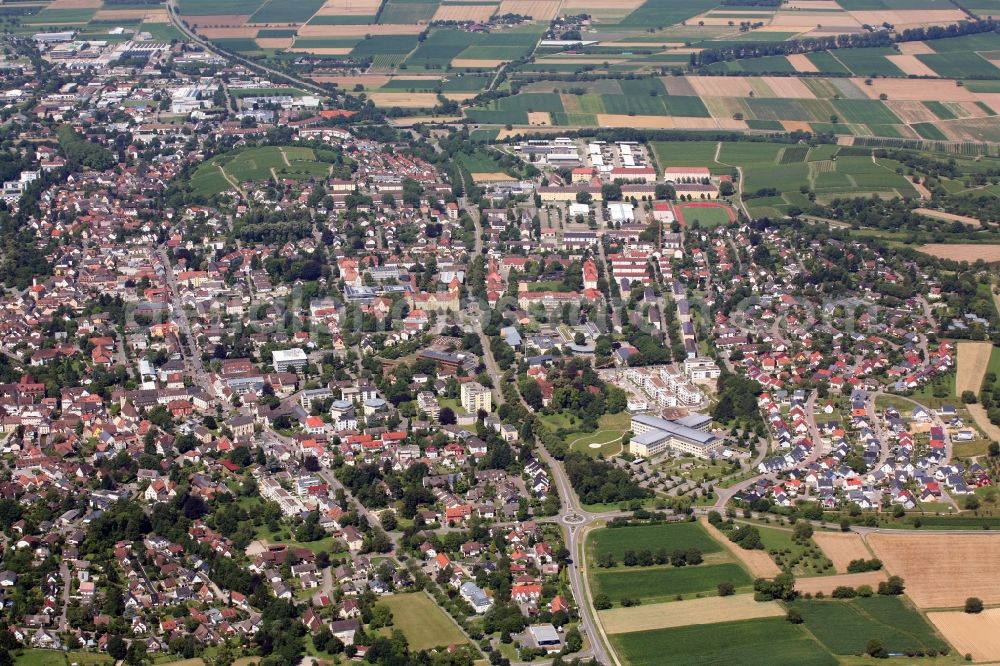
[1, 1, 1000, 666]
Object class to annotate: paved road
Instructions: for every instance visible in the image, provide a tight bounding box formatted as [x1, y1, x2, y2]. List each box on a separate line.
[158, 247, 213, 394]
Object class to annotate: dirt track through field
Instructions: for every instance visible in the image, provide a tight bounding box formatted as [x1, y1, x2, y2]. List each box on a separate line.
[700, 517, 781, 577]
[598, 595, 784, 634]
[929, 608, 1000, 661]
[813, 532, 872, 573]
[867, 532, 1000, 608]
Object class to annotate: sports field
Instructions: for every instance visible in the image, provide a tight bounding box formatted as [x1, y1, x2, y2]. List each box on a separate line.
[377, 592, 469, 650]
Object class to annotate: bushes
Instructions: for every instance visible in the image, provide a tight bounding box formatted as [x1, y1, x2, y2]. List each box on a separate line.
[965, 597, 984, 614]
[877, 576, 905, 596]
[846, 558, 883, 573]
[728, 525, 764, 551]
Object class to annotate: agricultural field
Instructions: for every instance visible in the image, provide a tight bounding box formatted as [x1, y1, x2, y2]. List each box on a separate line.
[597, 595, 784, 635]
[812, 531, 873, 573]
[590, 562, 753, 604]
[609, 618, 837, 666]
[929, 608, 1000, 662]
[376, 593, 469, 651]
[786, 596, 949, 656]
[866, 532, 1000, 608]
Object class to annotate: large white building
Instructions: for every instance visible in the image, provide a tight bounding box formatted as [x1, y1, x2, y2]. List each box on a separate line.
[272, 348, 308, 372]
[630, 413, 720, 458]
[461, 381, 492, 414]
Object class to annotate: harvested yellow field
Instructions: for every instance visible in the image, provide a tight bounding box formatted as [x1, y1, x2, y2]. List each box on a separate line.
[918, 244, 1000, 263]
[848, 9, 966, 27]
[257, 37, 294, 49]
[771, 12, 861, 28]
[763, 76, 815, 98]
[48, 0, 100, 7]
[786, 53, 819, 72]
[316, 0, 382, 15]
[856, 78, 977, 102]
[562, 0, 643, 8]
[498, 0, 561, 20]
[536, 58, 627, 64]
[433, 3, 497, 21]
[93, 8, 156, 20]
[781, 120, 812, 132]
[297, 23, 424, 36]
[700, 517, 780, 577]
[597, 114, 748, 130]
[368, 92, 447, 107]
[689, 76, 757, 98]
[887, 100, 939, 124]
[914, 208, 981, 227]
[527, 111, 552, 125]
[795, 571, 887, 596]
[929, 609, 1000, 662]
[141, 8, 170, 22]
[968, 403, 1000, 441]
[452, 58, 504, 67]
[199, 27, 260, 38]
[289, 47, 352, 54]
[187, 15, 251, 27]
[813, 532, 871, 573]
[868, 533, 1000, 608]
[887, 55, 938, 77]
[472, 172, 515, 182]
[784, 0, 840, 8]
[898, 40, 936, 55]
[598, 595, 784, 634]
[957, 341, 993, 397]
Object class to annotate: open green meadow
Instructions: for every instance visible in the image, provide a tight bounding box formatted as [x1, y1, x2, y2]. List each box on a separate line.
[190, 146, 330, 197]
[15, 651, 114, 666]
[610, 618, 838, 666]
[588, 522, 722, 561]
[377, 593, 469, 651]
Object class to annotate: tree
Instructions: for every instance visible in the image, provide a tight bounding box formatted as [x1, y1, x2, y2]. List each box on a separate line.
[962, 390, 978, 404]
[786, 608, 803, 624]
[576, 191, 592, 204]
[867, 639, 888, 659]
[593, 594, 612, 610]
[439, 407, 456, 425]
[107, 635, 127, 661]
[965, 597, 984, 614]
[717, 581, 735, 597]
[563, 626, 582, 653]
[878, 576, 905, 596]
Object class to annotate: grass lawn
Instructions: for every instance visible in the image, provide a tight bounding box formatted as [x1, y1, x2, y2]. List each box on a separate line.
[609, 618, 837, 666]
[591, 562, 752, 604]
[588, 521, 722, 562]
[787, 597, 948, 656]
[15, 651, 114, 666]
[545, 411, 631, 458]
[377, 592, 469, 650]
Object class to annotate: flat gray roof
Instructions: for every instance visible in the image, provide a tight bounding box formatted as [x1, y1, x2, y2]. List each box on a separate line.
[633, 414, 719, 446]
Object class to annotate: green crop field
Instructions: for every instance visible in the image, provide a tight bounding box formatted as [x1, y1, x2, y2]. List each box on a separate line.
[379, 0, 439, 24]
[591, 563, 752, 603]
[176, 0, 267, 15]
[918, 52, 1000, 78]
[831, 99, 901, 125]
[466, 92, 564, 124]
[676, 204, 734, 228]
[352, 35, 420, 57]
[610, 618, 838, 666]
[250, 0, 325, 22]
[617, 0, 725, 28]
[377, 593, 469, 651]
[828, 48, 904, 77]
[23, 8, 95, 24]
[787, 597, 948, 656]
[588, 522, 722, 561]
